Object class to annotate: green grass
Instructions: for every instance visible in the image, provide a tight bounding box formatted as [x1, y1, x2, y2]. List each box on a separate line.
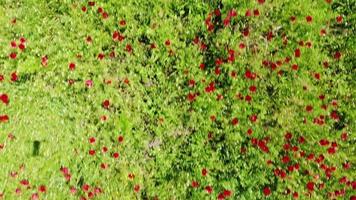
[0, 0, 355, 199]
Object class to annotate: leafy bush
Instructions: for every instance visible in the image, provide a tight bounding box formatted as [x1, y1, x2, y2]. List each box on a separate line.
[0, 0, 354, 199]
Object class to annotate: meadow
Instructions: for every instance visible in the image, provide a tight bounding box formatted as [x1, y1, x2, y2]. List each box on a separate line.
[0, 0, 355, 199]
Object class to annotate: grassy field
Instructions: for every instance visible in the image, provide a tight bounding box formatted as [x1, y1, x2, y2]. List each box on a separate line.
[0, 0, 355, 199]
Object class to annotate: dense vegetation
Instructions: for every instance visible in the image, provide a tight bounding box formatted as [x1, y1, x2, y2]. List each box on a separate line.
[0, 0, 355, 199]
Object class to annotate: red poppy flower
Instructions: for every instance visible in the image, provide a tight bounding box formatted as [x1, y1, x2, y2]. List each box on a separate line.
[210, 115, 216, 122]
[263, 187, 271, 196]
[125, 44, 132, 53]
[334, 51, 341, 59]
[283, 143, 291, 150]
[306, 41, 312, 48]
[285, 132, 292, 140]
[336, 15, 343, 23]
[280, 170, 287, 179]
[282, 155, 290, 163]
[202, 168, 208, 176]
[253, 9, 260, 16]
[266, 31, 274, 41]
[291, 64, 298, 70]
[128, 173, 135, 180]
[306, 181, 314, 191]
[306, 15, 313, 23]
[320, 29, 327, 36]
[205, 82, 215, 93]
[330, 110, 339, 121]
[214, 66, 221, 75]
[0, 94, 9, 105]
[243, 27, 249, 37]
[314, 73, 320, 80]
[249, 85, 257, 92]
[258, 140, 269, 153]
[15, 188, 21, 195]
[118, 135, 124, 143]
[31, 193, 39, 200]
[319, 139, 329, 146]
[327, 147, 336, 154]
[9, 52, 17, 59]
[341, 132, 348, 141]
[187, 93, 196, 102]
[191, 181, 199, 188]
[214, 9, 221, 16]
[60, 166, 69, 175]
[68, 62, 76, 70]
[96, 53, 104, 60]
[247, 128, 253, 135]
[245, 95, 252, 102]
[64, 174, 71, 181]
[343, 162, 350, 170]
[215, 58, 223, 66]
[223, 190, 232, 197]
[38, 185, 46, 193]
[10, 72, 18, 82]
[193, 36, 199, 44]
[245, 70, 256, 80]
[41, 55, 48, 67]
[88, 137, 96, 144]
[82, 184, 90, 192]
[102, 100, 110, 109]
[294, 48, 301, 57]
[89, 149, 96, 155]
[188, 79, 195, 87]
[20, 179, 29, 186]
[102, 12, 109, 19]
[245, 9, 252, 17]
[237, 43, 245, 50]
[100, 163, 108, 169]
[102, 146, 108, 153]
[293, 192, 298, 199]
[298, 136, 305, 144]
[133, 184, 140, 192]
[18, 43, 25, 50]
[0, 115, 9, 123]
[205, 186, 213, 194]
[20, 37, 26, 43]
[85, 80, 93, 88]
[305, 105, 313, 112]
[10, 41, 17, 48]
[231, 118, 239, 126]
[250, 115, 257, 122]
[228, 9, 237, 17]
[207, 23, 214, 31]
[223, 17, 231, 27]
[113, 152, 119, 159]
[119, 20, 126, 26]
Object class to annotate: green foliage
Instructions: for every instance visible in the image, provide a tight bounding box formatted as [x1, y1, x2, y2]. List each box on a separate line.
[0, 0, 354, 200]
